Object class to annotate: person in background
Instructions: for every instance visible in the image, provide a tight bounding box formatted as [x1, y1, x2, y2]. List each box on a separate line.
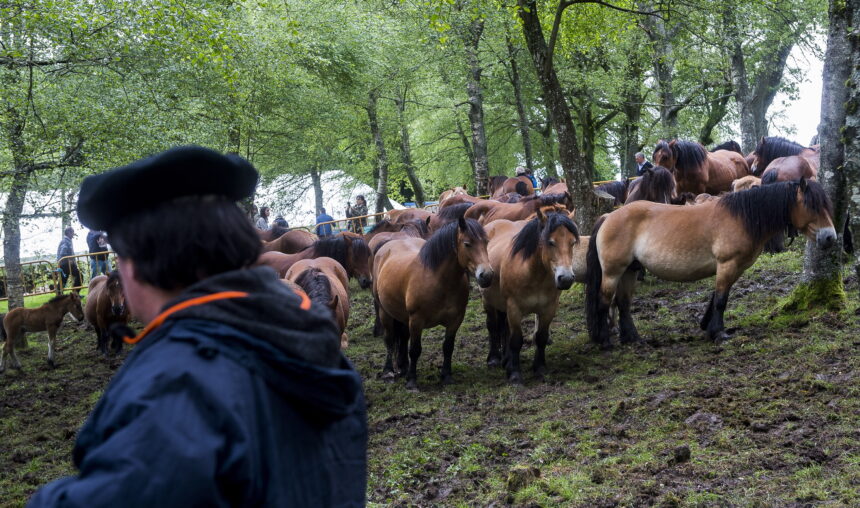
[272, 216, 289, 228]
[29, 145, 367, 506]
[635, 152, 654, 176]
[57, 226, 81, 291]
[315, 207, 334, 237]
[515, 166, 538, 189]
[86, 230, 110, 280]
[255, 206, 270, 231]
[345, 195, 368, 234]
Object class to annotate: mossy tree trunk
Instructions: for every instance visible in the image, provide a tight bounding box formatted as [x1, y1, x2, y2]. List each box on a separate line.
[781, 0, 855, 313]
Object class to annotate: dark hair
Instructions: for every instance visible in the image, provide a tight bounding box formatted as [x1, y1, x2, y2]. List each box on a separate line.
[419, 218, 486, 271]
[107, 196, 261, 290]
[512, 213, 579, 260]
[64, 226, 74, 235]
[719, 179, 832, 239]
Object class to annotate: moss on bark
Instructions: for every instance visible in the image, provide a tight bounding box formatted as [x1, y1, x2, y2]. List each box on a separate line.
[777, 276, 847, 315]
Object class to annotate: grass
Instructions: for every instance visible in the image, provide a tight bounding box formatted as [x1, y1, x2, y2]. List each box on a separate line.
[1, 242, 859, 507]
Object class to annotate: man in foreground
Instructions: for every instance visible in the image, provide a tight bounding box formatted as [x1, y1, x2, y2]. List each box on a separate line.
[29, 146, 367, 507]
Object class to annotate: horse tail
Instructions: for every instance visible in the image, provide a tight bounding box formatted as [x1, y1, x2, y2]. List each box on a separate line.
[761, 169, 779, 186]
[585, 215, 608, 343]
[515, 181, 528, 196]
[0, 315, 6, 344]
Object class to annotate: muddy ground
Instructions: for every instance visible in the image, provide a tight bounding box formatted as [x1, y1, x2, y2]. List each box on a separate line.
[2, 245, 859, 507]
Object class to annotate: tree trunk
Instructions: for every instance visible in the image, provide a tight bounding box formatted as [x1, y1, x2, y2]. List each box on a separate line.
[309, 163, 324, 216]
[394, 88, 426, 207]
[619, 55, 644, 179]
[698, 83, 733, 147]
[642, 11, 680, 139]
[465, 19, 490, 196]
[780, 0, 853, 312]
[1, 108, 28, 315]
[367, 90, 390, 213]
[541, 103, 558, 178]
[506, 32, 534, 173]
[846, 0, 860, 295]
[456, 117, 476, 183]
[518, 0, 596, 230]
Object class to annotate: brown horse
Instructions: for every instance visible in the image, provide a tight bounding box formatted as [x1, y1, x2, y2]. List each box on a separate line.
[653, 140, 749, 194]
[481, 211, 579, 384]
[388, 208, 433, 224]
[751, 136, 819, 177]
[489, 175, 534, 198]
[256, 234, 372, 288]
[1, 292, 84, 372]
[84, 272, 129, 357]
[256, 224, 291, 242]
[438, 193, 483, 209]
[595, 180, 631, 206]
[365, 218, 430, 249]
[286, 258, 350, 349]
[586, 179, 836, 349]
[439, 186, 469, 205]
[261, 229, 317, 254]
[464, 192, 570, 225]
[373, 217, 493, 390]
[493, 192, 525, 203]
[732, 175, 761, 192]
[427, 202, 473, 234]
[625, 166, 677, 204]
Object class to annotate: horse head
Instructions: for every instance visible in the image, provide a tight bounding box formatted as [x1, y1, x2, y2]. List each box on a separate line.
[537, 210, 579, 290]
[791, 178, 836, 249]
[455, 217, 493, 288]
[68, 292, 85, 322]
[346, 235, 372, 289]
[106, 271, 126, 317]
[652, 140, 675, 170]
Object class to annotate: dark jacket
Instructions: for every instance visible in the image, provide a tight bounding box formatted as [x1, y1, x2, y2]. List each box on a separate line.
[636, 160, 654, 176]
[28, 267, 367, 507]
[86, 231, 108, 261]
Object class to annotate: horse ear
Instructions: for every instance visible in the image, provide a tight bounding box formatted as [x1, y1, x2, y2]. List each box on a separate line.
[458, 216, 467, 231]
[329, 293, 339, 310]
[535, 207, 546, 224]
[426, 216, 432, 227]
[799, 177, 808, 190]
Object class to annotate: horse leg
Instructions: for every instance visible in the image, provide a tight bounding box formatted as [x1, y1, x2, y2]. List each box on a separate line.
[406, 323, 423, 391]
[485, 306, 502, 367]
[616, 270, 642, 345]
[380, 314, 396, 380]
[95, 326, 106, 355]
[47, 326, 57, 368]
[596, 274, 622, 350]
[440, 320, 463, 385]
[704, 267, 738, 342]
[505, 306, 525, 385]
[532, 309, 556, 381]
[372, 297, 383, 337]
[395, 320, 409, 377]
[699, 292, 716, 331]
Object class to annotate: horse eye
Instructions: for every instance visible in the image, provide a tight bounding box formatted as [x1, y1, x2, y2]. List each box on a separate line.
[548, 239, 556, 246]
[463, 241, 472, 247]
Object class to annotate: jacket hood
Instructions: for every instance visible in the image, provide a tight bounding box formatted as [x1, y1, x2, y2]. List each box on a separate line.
[156, 266, 361, 422]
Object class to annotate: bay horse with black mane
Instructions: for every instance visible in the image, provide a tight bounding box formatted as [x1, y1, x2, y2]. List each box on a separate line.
[586, 179, 835, 349]
[373, 217, 493, 390]
[481, 210, 579, 384]
[625, 166, 677, 204]
[85, 271, 129, 358]
[752, 136, 819, 179]
[464, 192, 571, 225]
[286, 259, 350, 349]
[256, 234, 372, 288]
[1, 292, 84, 372]
[653, 140, 749, 194]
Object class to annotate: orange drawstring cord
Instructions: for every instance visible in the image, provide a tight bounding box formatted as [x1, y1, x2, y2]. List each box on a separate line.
[123, 291, 249, 344]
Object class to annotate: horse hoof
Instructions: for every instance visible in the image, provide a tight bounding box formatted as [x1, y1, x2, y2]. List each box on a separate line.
[440, 374, 453, 385]
[711, 331, 731, 343]
[508, 372, 523, 385]
[620, 333, 643, 344]
[486, 357, 501, 368]
[47, 360, 56, 369]
[405, 379, 419, 392]
[381, 371, 396, 382]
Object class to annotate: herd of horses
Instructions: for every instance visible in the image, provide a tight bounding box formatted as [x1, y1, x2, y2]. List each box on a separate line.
[0, 136, 840, 391]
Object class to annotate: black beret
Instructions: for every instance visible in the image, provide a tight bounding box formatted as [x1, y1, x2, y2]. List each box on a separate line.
[77, 146, 258, 231]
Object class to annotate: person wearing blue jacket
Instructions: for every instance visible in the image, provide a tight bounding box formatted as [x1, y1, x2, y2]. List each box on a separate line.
[28, 146, 367, 507]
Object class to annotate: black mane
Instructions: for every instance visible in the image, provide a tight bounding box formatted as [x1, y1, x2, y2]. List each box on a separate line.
[367, 219, 392, 235]
[595, 180, 629, 206]
[511, 213, 579, 260]
[754, 136, 808, 170]
[719, 179, 832, 239]
[48, 293, 73, 304]
[269, 225, 290, 239]
[711, 140, 742, 154]
[437, 202, 473, 221]
[419, 218, 487, 271]
[541, 176, 560, 189]
[672, 140, 707, 173]
[350, 236, 371, 264]
[520, 192, 569, 207]
[305, 236, 349, 269]
[294, 268, 333, 311]
[626, 166, 675, 204]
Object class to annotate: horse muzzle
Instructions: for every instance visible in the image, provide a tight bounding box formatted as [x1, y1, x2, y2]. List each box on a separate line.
[554, 267, 575, 290]
[358, 276, 372, 289]
[112, 305, 125, 316]
[817, 227, 837, 249]
[475, 266, 494, 289]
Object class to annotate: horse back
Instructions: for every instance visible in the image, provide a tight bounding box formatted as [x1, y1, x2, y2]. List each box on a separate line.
[762, 156, 817, 182]
[704, 151, 749, 193]
[85, 277, 107, 327]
